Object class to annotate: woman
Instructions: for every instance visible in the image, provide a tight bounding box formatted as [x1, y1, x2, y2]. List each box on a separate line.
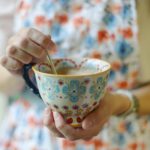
[1, 0, 150, 149]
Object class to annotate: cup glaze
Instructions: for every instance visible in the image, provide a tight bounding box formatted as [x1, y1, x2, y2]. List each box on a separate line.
[23, 58, 111, 127]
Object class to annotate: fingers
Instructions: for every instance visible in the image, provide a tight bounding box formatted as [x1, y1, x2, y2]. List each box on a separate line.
[82, 99, 109, 130]
[50, 97, 112, 140]
[0, 28, 56, 74]
[82, 107, 101, 130]
[14, 37, 45, 58]
[43, 107, 105, 141]
[53, 111, 89, 141]
[6, 46, 32, 64]
[20, 28, 54, 50]
[43, 107, 64, 138]
[0, 56, 23, 71]
[53, 111, 77, 140]
[8, 40, 44, 60]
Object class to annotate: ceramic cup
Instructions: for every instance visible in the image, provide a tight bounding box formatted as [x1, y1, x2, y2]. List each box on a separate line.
[23, 58, 111, 127]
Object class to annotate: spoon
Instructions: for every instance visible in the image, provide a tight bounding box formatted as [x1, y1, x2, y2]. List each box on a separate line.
[45, 49, 57, 74]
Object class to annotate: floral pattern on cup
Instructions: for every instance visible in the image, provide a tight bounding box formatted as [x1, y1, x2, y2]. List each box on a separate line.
[32, 58, 110, 127]
[90, 77, 107, 100]
[62, 80, 86, 103]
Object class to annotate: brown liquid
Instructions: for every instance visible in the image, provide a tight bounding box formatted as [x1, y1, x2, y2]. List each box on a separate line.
[57, 68, 95, 75]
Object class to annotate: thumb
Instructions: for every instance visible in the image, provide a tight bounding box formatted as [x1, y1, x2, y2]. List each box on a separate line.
[82, 106, 101, 130]
[82, 98, 109, 130]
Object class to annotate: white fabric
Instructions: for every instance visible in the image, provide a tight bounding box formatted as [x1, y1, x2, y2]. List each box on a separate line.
[0, 0, 17, 55]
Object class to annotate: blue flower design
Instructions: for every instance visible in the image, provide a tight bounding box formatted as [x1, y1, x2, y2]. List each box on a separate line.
[42, 2, 55, 12]
[109, 70, 116, 81]
[103, 12, 116, 28]
[62, 80, 86, 103]
[51, 23, 61, 35]
[90, 77, 106, 100]
[41, 83, 47, 91]
[47, 85, 60, 100]
[55, 85, 60, 93]
[120, 64, 128, 75]
[122, 4, 132, 19]
[115, 40, 133, 59]
[84, 35, 95, 49]
[24, 20, 31, 28]
[117, 133, 125, 146]
[51, 23, 64, 43]
[40, 79, 60, 100]
[125, 121, 133, 133]
[59, 0, 69, 5]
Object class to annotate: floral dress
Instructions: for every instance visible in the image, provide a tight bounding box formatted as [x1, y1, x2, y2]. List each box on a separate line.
[1, 0, 150, 150]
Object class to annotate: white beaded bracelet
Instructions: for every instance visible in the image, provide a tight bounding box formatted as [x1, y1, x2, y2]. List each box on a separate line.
[116, 90, 139, 118]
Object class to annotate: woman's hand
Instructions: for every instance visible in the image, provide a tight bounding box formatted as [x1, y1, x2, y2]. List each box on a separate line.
[43, 91, 131, 141]
[0, 28, 56, 74]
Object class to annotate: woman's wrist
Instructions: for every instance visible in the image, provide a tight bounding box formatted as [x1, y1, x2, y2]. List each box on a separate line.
[109, 92, 131, 116]
[102, 91, 131, 116]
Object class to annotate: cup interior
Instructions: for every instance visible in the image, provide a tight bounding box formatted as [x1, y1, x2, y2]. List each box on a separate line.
[33, 58, 111, 76]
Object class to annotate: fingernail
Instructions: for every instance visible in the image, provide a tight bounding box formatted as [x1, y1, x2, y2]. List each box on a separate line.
[53, 111, 60, 120]
[10, 47, 16, 54]
[46, 42, 52, 50]
[44, 107, 50, 115]
[0, 57, 7, 65]
[53, 111, 65, 127]
[53, 111, 64, 124]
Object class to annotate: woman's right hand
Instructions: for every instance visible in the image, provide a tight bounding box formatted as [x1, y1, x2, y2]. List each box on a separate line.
[0, 28, 56, 74]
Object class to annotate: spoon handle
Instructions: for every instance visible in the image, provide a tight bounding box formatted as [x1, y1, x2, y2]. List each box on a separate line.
[45, 49, 57, 74]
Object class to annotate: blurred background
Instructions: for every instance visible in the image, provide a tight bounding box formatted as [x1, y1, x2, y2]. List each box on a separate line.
[0, 0, 150, 123]
[138, 0, 150, 81]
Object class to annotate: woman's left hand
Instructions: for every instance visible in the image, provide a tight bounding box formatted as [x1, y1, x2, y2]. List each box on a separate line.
[43, 91, 131, 141]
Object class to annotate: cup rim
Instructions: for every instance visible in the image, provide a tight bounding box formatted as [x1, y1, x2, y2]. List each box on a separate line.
[32, 58, 111, 78]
